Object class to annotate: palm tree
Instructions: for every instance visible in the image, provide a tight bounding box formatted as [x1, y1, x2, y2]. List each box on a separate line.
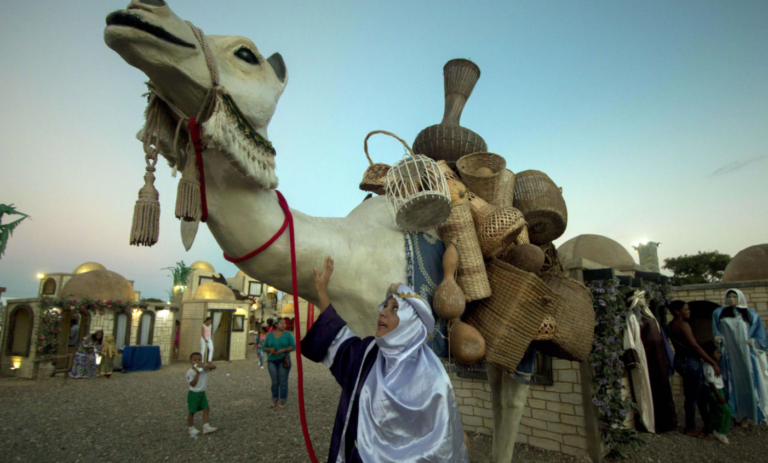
[163, 261, 192, 303]
[0, 204, 30, 259]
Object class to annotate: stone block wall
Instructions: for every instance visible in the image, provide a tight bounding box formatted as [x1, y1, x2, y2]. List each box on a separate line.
[179, 302, 206, 361]
[0, 300, 42, 379]
[450, 359, 591, 459]
[671, 281, 768, 325]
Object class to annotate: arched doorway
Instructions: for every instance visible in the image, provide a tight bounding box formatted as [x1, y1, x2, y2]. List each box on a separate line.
[5, 305, 34, 357]
[42, 278, 56, 295]
[688, 300, 719, 344]
[56, 310, 91, 370]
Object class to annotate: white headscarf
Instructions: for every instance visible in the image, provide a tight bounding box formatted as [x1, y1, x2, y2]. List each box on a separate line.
[355, 284, 468, 463]
[724, 288, 749, 309]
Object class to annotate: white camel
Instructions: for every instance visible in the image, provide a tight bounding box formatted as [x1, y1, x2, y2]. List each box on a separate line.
[104, 1, 528, 461]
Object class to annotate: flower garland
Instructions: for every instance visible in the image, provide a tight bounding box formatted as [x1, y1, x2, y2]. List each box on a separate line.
[34, 297, 144, 363]
[587, 278, 643, 458]
[642, 280, 672, 327]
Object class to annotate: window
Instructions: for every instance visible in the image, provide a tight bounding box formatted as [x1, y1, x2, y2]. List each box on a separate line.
[42, 278, 56, 295]
[137, 311, 155, 346]
[233, 315, 245, 332]
[532, 352, 553, 385]
[198, 276, 215, 287]
[248, 281, 263, 297]
[113, 313, 131, 350]
[5, 306, 34, 357]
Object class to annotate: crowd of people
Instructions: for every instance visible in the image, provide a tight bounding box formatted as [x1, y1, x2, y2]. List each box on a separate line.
[668, 288, 768, 444]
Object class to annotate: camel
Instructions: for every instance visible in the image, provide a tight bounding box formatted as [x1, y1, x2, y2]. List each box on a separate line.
[104, 1, 528, 461]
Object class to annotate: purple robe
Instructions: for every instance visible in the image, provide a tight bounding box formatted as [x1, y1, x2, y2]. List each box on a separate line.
[301, 305, 378, 463]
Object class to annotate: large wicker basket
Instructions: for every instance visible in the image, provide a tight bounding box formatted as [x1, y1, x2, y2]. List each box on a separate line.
[513, 170, 568, 245]
[532, 273, 594, 362]
[457, 152, 507, 205]
[477, 207, 527, 258]
[464, 258, 556, 373]
[438, 201, 491, 301]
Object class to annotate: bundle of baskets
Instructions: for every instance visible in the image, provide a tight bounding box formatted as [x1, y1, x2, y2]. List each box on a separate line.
[360, 128, 591, 374]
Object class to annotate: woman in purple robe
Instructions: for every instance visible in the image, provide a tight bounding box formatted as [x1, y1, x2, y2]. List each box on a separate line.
[301, 256, 468, 463]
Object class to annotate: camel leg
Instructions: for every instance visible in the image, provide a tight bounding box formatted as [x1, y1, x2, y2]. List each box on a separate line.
[489, 365, 530, 463]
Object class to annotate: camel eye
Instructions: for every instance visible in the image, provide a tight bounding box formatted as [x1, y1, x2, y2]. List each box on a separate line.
[235, 47, 259, 65]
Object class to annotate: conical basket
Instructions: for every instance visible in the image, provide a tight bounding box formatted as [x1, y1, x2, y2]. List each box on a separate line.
[456, 152, 507, 205]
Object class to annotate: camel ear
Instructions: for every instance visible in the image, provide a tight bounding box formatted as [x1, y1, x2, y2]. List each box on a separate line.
[267, 53, 287, 84]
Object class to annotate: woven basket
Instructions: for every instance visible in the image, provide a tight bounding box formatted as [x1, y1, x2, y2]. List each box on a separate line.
[534, 315, 558, 341]
[532, 273, 594, 362]
[438, 201, 491, 301]
[513, 170, 568, 245]
[496, 169, 516, 208]
[515, 225, 530, 245]
[464, 258, 556, 373]
[360, 131, 398, 195]
[466, 192, 495, 228]
[437, 160, 459, 181]
[457, 152, 507, 205]
[477, 206, 527, 258]
[538, 242, 565, 275]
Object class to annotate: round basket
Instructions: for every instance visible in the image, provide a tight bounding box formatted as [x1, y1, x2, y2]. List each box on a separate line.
[496, 169, 516, 208]
[456, 152, 507, 205]
[438, 201, 491, 301]
[464, 258, 556, 373]
[513, 170, 568, 244]
[532, 273, 594, 362]
[477, 206, 527, 258]
[378, 132, 452, 232]
[360, 131, 395, 195]
[413, 125, 488, 167]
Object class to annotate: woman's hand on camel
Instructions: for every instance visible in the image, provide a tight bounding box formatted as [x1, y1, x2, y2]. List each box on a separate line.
[314, 256, 334, 295]
[314, 256, 334, 311]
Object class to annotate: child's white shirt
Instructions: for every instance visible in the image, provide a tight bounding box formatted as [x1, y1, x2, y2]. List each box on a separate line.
[186, 367, 208, 392]
[703, 363, 724, 389]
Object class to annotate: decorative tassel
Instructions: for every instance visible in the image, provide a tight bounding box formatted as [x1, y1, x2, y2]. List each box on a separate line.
[130, 166, 160, 247]
[175, 150, 201, 221]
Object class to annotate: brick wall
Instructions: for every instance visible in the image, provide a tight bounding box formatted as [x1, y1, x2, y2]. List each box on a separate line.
[671, 282, 768, 326]
[179, 301, 249, 361]
[450, 359, 592, 458]
[0, 300, 42, 379]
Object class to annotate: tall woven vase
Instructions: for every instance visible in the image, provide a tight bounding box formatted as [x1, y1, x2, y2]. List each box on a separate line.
[413, 59, 487, 167]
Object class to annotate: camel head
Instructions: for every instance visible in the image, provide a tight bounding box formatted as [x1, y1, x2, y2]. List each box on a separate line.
[104, 0, 287, 188]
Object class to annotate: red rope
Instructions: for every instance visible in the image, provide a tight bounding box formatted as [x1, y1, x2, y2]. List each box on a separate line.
[189, 118, 209, 223]
[221, 192, 318, 463]
[192, 117, 317, 462]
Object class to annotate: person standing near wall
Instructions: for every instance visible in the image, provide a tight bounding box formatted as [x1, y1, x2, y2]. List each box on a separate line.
[201, 317, 214, 362]
[263, 319, 295, 409]
[669, 300, 721, 437]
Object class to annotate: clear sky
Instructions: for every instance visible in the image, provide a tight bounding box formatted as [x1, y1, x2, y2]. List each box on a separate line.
[1, 0, 767, 301]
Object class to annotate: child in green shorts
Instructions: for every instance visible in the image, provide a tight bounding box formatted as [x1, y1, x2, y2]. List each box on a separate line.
[187, 352, 218, 436]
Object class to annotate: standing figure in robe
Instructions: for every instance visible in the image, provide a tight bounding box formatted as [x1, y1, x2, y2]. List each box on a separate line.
[713, 289, 768, 428]
[623, 291, 655, 433]
[636, 294, 677, 433]
[301, 257, 469, 462]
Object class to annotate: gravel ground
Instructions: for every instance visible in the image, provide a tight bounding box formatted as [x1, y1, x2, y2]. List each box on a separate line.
[1, 351, 764, 463]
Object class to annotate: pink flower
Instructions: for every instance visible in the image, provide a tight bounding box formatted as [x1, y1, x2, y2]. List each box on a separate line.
[57, 317, 61, 322]
[124, 308, 129, 313]
[37, 347, 42, 352]
[51, 329, 57, 333]
[108, 300, 112, 303]
[72, 300, 77, 304]
[118, 300, 122, 304]
[70, 306, 75, 310]
[39, 336, 45, 340]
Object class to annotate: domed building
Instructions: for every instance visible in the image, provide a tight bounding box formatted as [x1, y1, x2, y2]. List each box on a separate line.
[722, 244, 768, 283]
[558, 234, 644, 273]
[178, 268, 252, 363]
[1, 263, 177, 379]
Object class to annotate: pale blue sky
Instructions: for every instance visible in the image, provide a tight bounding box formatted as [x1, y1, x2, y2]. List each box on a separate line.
[1, 0, 767, 301]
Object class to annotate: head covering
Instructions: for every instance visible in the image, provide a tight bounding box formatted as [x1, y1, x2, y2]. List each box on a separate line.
[355, 284, 468, 463]
[725, 288, 749, 309]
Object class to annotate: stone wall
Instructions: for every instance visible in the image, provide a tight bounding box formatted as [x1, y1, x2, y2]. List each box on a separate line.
[450, 359, 593, 459]
[0, 299, 41, 379]
[179, 301, 249, 362]
[670, 281, 768, 325]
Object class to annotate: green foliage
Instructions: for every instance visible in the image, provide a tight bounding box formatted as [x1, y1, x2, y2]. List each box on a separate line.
[163, 261, 192, 286]
[0, 204, 30, 259]
[587, 278, 644, 458]
[35, 297, 145, 363]
[662, 251, 731, 285]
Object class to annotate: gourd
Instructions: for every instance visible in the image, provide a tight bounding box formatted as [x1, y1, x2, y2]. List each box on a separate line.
[501, 243, 545, 274]
[449, 320, 486, 363]
[433, 242, 467, 319]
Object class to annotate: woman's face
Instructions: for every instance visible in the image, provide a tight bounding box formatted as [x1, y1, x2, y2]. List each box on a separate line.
[276, 319, 286, 331]
[376, 297, 401, 338]
[205, 319, 212, 326]
[680, 304, 691, 319]
[96, 331, 103, 340]
[727, 292, 739, 307]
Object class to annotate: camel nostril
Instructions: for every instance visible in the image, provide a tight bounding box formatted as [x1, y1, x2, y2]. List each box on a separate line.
[139, 0, 166, 6]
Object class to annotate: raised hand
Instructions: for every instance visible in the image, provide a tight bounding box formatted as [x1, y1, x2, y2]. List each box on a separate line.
[313, 256, 334, 311]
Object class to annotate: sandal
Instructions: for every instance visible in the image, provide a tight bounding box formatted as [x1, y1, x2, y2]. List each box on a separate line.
[267, 403, 278, 409]
[685, 430, 701, 438]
